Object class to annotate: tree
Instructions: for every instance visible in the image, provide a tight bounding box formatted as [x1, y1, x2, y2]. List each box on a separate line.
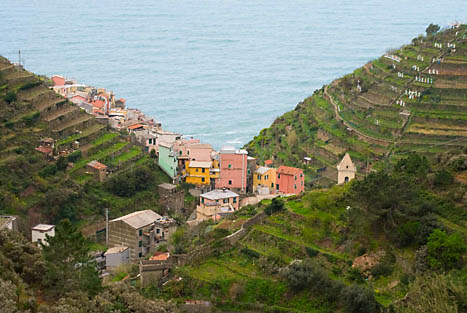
[427, 229, 465, 270]
[426, 24, 440, 35]
[41, 219, 101, 298]
[265, 197, 285, 215]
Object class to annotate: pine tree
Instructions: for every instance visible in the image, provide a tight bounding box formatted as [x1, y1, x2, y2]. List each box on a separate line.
[41, 219, 101, 298]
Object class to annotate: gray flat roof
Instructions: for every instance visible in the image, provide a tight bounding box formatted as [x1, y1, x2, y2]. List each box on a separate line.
[32, 224, 55, 231]
[200, 189, 239, 200]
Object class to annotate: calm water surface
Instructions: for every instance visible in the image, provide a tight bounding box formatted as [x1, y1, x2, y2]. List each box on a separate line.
[1, 0, 465, 148]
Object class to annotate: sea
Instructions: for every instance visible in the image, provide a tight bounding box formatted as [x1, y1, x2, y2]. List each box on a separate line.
[1, 0, 465, 149]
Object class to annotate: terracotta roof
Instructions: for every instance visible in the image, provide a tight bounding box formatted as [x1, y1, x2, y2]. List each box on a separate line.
[150, 251, 170, 261]
[117, 98, 126, 103]
[87, 160, 107, 170]
[265, 159, 273, 165]
[92, 99, 105, 109]
[127, 123, 145, 130]
[35, 146, 52, 154]
[277, 165, 303, 176]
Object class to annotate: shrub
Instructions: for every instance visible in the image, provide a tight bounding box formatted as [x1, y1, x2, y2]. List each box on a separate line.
[427, 229, 465, 270]
[18, 81, 41, 91]
[340, 284, 379, 313]
[241, 246, 260, 258]
[4, 91, 17, 104]
[305, 246, 319, 257]
[265, 197, 284, 215]
[66, 150, 82, 163]
[433, 170, 454, 187]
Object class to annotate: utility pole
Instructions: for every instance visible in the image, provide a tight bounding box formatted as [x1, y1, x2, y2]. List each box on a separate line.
[105, 208, 109, 246]
[18, 50, 21, 66]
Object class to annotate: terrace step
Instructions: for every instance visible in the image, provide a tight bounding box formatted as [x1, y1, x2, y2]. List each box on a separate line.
[44, 105, 79, 122]
[36, 96, 67, 112]
[52, 114, 93, 134]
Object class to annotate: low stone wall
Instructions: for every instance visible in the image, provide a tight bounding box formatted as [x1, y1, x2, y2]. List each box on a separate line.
[174, 212, 267, 266]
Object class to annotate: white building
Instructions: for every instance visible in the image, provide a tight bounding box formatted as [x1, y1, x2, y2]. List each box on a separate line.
[104, 246, 130, 270]
[0, 216, 18, 231]
[31, 224, 55, 246]
[337, 153, 357, 184]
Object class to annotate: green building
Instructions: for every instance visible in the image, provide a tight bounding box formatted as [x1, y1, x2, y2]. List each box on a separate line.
[158, 142, 178, 182]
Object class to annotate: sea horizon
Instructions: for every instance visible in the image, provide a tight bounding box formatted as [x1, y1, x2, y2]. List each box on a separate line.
[1, 0, 465, 149]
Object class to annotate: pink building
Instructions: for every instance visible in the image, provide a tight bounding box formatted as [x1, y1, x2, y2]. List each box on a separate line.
[173, 139, 212, 170]
[276, 166, 305, 195]
[216, 146, 248, 193]
[51, 75, 65, 86]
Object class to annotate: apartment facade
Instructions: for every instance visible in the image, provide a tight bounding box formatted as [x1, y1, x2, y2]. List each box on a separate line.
[216, 146, 248, 193]
[276, 166, 305, 195]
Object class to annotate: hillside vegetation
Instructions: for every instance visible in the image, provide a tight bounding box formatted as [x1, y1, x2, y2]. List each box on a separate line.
[246, 25, 467, 186]
[151, 154, 466, 312]
[0, 56, 170, 230]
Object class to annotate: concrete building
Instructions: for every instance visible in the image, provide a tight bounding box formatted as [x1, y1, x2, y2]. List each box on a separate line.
[134, 130, 157, 153]
[337, 153, 356, 184]
[108, 210, 176, 262]
[253, 166, 277, 195]
[104, 246, 130, 270]
[0, 216, 18, 231]
[31, 224, 55, 246]
[87, 160, 107, 182]
[246, 156, 257, 193]
[197, 189, 240, 221]
[276, 166, 305, 195]
[216, 146, 248, 193]
[158, 183, 185, 215]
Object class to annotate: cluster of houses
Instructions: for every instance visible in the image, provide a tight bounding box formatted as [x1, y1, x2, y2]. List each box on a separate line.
[50, 75, 161, 133]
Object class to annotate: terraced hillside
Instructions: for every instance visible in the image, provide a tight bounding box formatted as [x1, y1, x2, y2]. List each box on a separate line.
[246, 25, 467, 186]
[0, 56, 168, 229]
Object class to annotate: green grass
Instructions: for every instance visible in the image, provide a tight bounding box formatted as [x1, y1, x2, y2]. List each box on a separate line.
[70, 141, 129, 173]
[109, 146, 142, 166]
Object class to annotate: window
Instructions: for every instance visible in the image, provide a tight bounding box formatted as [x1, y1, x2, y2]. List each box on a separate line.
[265, 175, 268, 180]
[295, 176, 297, 180]
[138, 240, 142, 247]
[37, 238, 42, 244]
[276, 184, 279, 190]
[156, 228, 160, 234]
[301, 181, 304, 186]
[201, 177, 205, 182]
[179, 151, 182, 155]
[271, 183, 274, 188]
[228, 180, 232, 185]
[233, 197, 237, 203]
[223, 199, 228, 203]
[139, 229, 142, 236]
[202, 198, 205, 203]
[202, 168, 205, 173]
[187, 150, 190, 155]
[196, 168, 199, 172]
[228, 164, 232, 169]
[138, 252, 142, 258]
[248, 169, 250, 174]
[300, 173, 303, 177]
[257, 175, 261, 180]
[294, 184, 297, 189]
[278, 174, 281, 178]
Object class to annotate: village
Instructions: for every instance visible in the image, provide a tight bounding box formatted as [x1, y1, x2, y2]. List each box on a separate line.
[2, 73, 357, 288]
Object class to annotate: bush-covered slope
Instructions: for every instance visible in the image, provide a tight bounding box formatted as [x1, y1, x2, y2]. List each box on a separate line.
[152, 154, 466, 312]
[246, 25, 467, 186]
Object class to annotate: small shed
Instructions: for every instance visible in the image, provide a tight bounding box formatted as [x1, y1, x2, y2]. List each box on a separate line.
[87, 160, 107, 182]
[32, 224, 55, 246]
[104, 246, 130, 270]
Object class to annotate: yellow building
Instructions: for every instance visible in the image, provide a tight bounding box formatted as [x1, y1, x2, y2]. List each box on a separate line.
[185, 161, 219, 185]
[253, 166, 276, 194]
